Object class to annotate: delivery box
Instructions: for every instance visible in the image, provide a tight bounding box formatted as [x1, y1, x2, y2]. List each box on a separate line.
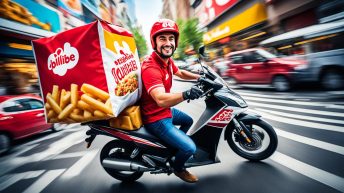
[32, 20, 142, 124]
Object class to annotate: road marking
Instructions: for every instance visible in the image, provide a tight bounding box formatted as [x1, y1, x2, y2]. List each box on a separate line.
[327, 91, 344, 95]
[0, 144, 39, 163]
[24, 125, 85, 146]
[63, 123, 81, 130]
[24, 130, 68, 146]
[275, 128, 344, 155]
[255, 108, 344, 125]
[50, 151, 88, 160]
[294, 98, 311, 101]
[250, 110, 344, 133]
[22, 169, 65, 193]
[248, 101, 344, 117]
[0, 131, 85, 176]
[0, 170, 45, 191]
[238, 92, 301, 99]
[271, 152, 344, 192]
[244, 96, 344, 109]
[61, 150, 98, 178]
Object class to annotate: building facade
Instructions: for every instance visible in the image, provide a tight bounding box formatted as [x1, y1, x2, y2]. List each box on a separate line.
[161, 0, 193, 20]
[191, 0, 343, 58]
[0, 0, 137, 95]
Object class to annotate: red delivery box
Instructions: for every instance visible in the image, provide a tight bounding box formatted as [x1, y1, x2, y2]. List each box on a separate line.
[32, 20, 142, 123]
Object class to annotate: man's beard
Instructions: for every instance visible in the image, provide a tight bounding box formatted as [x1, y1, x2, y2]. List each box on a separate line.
[157, 45, 175, 59]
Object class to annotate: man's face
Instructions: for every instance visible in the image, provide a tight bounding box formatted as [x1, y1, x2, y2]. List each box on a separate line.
[155, 33, 175, 58]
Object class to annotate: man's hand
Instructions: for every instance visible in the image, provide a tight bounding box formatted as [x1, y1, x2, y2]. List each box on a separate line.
[182, 86, 203, 100]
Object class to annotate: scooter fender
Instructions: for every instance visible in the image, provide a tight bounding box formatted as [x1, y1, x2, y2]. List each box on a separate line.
[224, 111, 262, 140]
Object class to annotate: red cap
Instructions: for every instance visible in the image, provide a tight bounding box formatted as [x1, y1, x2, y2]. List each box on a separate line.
[150, 19, 179, 50]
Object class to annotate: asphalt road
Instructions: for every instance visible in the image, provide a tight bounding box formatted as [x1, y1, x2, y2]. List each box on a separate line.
[0, 80, 343, 193]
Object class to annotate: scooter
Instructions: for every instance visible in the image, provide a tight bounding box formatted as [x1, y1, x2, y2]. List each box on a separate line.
[82, 46, 278, 182]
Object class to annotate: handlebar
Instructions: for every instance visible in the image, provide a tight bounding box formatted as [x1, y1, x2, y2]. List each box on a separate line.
[198, 77, 223, 90]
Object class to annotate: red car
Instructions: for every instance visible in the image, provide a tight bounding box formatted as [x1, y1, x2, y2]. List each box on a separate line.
[224, 48, 307, 91]
[0, 94, 54, 154]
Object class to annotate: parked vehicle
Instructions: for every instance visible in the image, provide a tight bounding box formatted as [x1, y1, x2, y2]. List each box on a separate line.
[223, 48, 307, 91]
[260, 20, 344, 90]
[0, 94, 55, 154]
[81, 46, 278, 182]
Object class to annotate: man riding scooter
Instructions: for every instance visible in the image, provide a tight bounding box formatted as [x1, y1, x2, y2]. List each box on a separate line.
[140, 18, 203, 183]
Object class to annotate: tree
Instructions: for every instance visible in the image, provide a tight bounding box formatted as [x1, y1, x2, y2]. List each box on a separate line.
[131, 27, 148, 59]
[175, 18, 204, 60]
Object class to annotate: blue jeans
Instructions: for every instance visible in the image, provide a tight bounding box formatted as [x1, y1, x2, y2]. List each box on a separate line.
[145, 108, 196, 171]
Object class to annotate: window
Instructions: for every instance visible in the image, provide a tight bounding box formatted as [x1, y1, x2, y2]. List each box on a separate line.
[230, 54, 243, 64]
[2, 98, 43, 112]
[2, 100, 30, 112]
[27, 99, 43, 109]
[242, 52, 266, 63]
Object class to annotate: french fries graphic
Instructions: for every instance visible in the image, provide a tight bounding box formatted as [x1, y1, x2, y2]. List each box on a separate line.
[45, 84, 113, 123]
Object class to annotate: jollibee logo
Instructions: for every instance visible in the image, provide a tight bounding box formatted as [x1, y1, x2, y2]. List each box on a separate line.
[47, 42, 79, 76]
[213, 109, 233, 122]
[162, 20, 174, 28]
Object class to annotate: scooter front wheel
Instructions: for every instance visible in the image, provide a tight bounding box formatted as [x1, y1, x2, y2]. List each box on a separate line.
[100, 140, 144, 182]
[226, 119, 278, 161]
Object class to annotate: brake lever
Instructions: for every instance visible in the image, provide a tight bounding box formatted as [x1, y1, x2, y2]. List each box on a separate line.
[200, 88, 213, 98]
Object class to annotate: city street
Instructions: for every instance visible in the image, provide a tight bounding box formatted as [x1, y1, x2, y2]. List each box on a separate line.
[0, 79, 343, 193]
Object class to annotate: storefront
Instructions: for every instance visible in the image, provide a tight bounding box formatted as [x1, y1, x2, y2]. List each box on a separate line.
[203, 2, 268, 58]
[0, 0, 59, 95]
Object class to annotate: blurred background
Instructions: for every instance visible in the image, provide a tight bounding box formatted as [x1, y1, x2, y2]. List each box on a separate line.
[0, 0, 343, 95]
[0, 1, 344, 193]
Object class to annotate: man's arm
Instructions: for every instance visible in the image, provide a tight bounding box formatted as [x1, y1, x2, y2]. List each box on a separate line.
[175, 69, 200, 80]
[150, 87, 184, 108]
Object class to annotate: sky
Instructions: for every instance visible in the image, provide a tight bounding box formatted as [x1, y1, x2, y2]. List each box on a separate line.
[134, 0, 163, 52]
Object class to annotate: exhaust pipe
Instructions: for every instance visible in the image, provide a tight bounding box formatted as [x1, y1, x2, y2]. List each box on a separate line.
[102, 158, 154, 172]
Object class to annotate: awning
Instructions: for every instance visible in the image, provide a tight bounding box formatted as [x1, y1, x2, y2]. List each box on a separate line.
[260, 20, 344, 46]
[0, 18, 56, 40]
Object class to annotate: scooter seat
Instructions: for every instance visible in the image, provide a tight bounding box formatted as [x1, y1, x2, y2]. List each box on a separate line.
[130, 126, 161, 143]
[84, 120, 169, 148]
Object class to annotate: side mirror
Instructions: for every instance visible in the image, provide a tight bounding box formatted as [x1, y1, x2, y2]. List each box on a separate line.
[198, 45, 206, 58]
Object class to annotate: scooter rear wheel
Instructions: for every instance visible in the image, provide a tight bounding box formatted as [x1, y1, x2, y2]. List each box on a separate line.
[226, 119, 278, 161]
[100, 140, 144, 182]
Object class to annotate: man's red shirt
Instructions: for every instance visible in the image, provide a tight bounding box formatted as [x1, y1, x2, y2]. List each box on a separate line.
[140, 51, 179, 124]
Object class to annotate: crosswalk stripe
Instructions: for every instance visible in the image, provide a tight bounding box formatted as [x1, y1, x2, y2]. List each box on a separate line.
[271, 152, 344, 192]
[22, 169, 65, 193]
[275, 128, 344, 155]
[63, 123, 81, 130]
[0, 144, 39, 163]
[24, 125, 85, 147]
[255, 108, 344, 125]
[238, 91, 344, 102]
[61, 150, 98, 178]
[251, 110, 344, 133]
[238, 92, 305, 99]
[244, 96, 344, 109]
[248, 101, 344, 117]
[0, 170, 45, 191]
[0, 131, 85, 176]
[50, 151, 88, 160]
[24, 130, 70, 146]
